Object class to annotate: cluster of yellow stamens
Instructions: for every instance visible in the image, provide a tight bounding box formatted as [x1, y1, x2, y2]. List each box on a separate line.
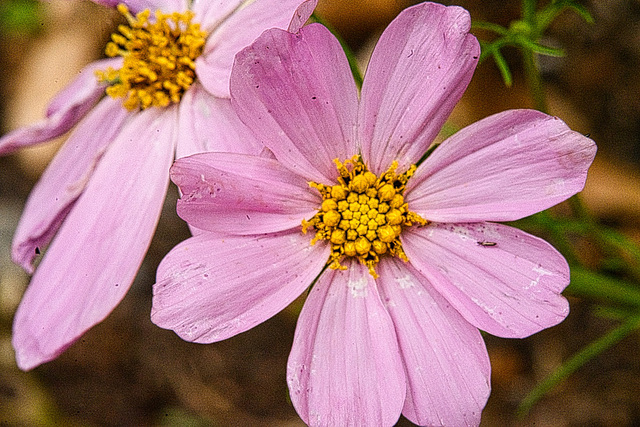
[96, 4, 207, 110]
[302, 156, 427, 278]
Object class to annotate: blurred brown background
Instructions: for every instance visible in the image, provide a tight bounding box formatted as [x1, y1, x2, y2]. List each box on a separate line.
[2, 0, 640, 425]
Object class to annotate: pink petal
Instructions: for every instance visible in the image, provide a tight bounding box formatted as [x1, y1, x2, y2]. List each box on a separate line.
[406, 110, 598, 222]
[191, 0, 248, 31]
[359, 3, 479, 175]
[89, 0, 121, 7]
[287, 260, 406, 427]
[195, 0, 316, 97]
[192, 0, 316, 33]
[152, 229, 328, 343]
[12, 98, 130, 273]
[402, 222, 570, 338]
[171, 152, 320, 234]
[288, 0, 318, 33]
[175, 83, 264, 159]
[377, 258, 490, 426]
[231, 24, 358, 184]
[91, 0, 187, 13]
[12, 107, 177, 371]
[0, 58, 120, 156]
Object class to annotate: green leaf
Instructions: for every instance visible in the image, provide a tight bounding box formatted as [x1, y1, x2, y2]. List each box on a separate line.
[538, 1, 594, 32]
[517, 36, 566, 57]
[492, 49, 513, 87]
[477, 40, 495, 63]
[567, 267, 640, 311]
[471, 20, 509, 36]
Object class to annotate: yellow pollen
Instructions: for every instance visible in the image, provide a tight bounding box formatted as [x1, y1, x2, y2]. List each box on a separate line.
[95, 4, 207, 110]
[302, 156, 428, 278]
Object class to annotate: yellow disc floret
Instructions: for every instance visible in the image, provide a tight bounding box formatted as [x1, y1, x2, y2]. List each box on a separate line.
[96, 4, 207, 110]
[302, 156, 427, 278]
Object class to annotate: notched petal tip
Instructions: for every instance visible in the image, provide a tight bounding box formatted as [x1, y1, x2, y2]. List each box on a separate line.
[406, 109, 597, 223]
[552, 121, 598, 170]
[152, 231, 328, 344]
[403, 222, 572, 338]
[359, 1, 480, 174]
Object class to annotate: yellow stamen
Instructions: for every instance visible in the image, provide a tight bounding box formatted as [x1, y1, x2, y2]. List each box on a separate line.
[96, 4, 207, 110]
[302, 156, 428, 278]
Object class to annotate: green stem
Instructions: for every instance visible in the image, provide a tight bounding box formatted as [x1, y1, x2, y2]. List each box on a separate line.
[601, 230, 640, 282]
[535, 210, 581, 265]
[567, 195, 640, 283]
[522, 0, 538, 24]
[520, 0, 548, 112]
[522, 47, 547, 112]
[518, 315, 640, 417]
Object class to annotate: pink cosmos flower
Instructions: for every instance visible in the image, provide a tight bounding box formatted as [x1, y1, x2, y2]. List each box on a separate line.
[152, 2, 596, 426]
[2, 0, 317, 371]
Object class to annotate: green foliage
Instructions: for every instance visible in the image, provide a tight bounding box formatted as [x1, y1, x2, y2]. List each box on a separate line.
[472, 0, 592, 110]
[514, 196, 640, 415]
[517, 315, 640, 417]
[0, 0, 42, 36]
[473, 0, 640, 417]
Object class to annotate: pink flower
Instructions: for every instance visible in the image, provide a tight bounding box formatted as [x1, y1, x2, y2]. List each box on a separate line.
[2, 0, 316, 371]
[152, 2, 596, 426]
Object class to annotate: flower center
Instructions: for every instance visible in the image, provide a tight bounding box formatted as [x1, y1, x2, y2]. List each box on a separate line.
[96, 4, 207, 110]
[302, 156, 427, 278]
